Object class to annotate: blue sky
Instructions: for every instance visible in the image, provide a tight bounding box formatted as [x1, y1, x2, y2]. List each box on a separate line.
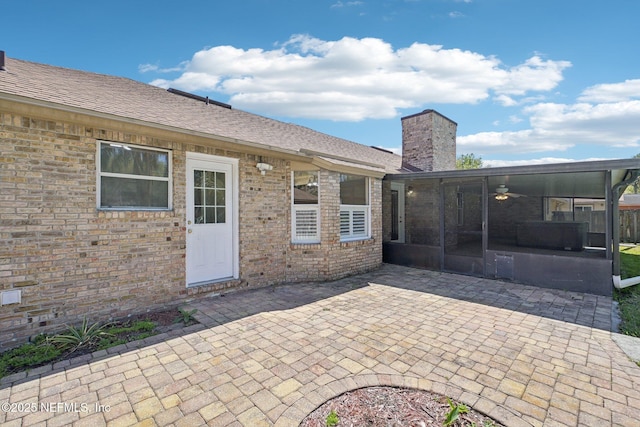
[4, 0, 640, 166]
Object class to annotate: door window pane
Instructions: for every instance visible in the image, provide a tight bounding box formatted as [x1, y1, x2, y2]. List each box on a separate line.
[216, 190, 226, 206]
[216, 207, 226, 223]
[193, 170, 226, 224]
[194, 188, 203, 205]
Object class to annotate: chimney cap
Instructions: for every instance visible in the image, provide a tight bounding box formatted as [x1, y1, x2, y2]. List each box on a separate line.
[401, 109, 457, 125]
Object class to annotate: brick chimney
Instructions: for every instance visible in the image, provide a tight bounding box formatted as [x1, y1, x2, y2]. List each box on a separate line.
[401, 109, 457, 172]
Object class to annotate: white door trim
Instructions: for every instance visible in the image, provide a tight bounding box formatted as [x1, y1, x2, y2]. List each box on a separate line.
[185, 152, 239, 286]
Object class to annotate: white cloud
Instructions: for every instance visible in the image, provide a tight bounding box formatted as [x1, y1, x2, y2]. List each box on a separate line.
[459, 99, 640, 155]
[458, 129, 569, 154]
[494, 94, 517, 106]
[578, 79, 640, 102]
[138, 64, 158, 73]
[139, 62, 187, 74]
[525, 101, 640, 146]
[494, 56, 571, 96]
[145, 34, 571, 121]
[331, 1, 363, 8]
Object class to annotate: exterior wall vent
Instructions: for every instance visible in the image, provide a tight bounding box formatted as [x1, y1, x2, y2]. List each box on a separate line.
[1, 289, 21, 305]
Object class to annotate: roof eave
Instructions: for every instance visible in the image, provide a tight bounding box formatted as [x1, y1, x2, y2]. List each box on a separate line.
[0, 92, 308, 160]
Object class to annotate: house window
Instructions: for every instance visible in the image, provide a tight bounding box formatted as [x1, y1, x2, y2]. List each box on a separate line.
[97, 142, 172, 209]
[340, 174, 370, 241]
[292, 171, 320, 243]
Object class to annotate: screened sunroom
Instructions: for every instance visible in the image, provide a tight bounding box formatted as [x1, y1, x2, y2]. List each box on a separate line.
[382, 159, 640, 296]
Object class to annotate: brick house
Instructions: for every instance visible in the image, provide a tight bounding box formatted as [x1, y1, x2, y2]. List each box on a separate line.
[1, 52, 456, 348]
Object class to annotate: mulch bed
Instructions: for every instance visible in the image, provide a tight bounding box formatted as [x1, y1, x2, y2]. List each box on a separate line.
[129, 309, 183, 328]
[300, 386, 503, 427]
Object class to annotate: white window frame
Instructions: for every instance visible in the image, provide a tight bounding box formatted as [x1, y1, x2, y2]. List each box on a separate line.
[97, 141, 172, 210]
[340, 176, 371, 242]
[291, 171, 320, 243]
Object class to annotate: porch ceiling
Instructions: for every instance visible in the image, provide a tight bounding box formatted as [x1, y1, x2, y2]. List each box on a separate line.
[486, 171, 611, 198]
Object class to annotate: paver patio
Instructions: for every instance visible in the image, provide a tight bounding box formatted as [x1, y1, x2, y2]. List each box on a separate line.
[2, 264, 640, 426]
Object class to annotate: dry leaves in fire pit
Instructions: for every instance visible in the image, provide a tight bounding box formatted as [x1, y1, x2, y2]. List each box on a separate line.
[300, 386, 503, 427]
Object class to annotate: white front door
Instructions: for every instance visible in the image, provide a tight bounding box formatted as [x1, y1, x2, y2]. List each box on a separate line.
[186, 154, 237, 286]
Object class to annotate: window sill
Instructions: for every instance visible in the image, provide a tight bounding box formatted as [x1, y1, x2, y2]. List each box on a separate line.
[340, 236, 372, 244]
[291, 241, 321, 247]
[97, 208, 173, 212]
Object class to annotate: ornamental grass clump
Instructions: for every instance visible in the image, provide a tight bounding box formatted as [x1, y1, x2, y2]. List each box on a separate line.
[48, 317, 113, 352]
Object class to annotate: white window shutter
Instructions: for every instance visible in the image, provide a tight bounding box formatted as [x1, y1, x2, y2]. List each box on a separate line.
[352, 210, 366, 235]
[294, 207, 319, 242]
[340, 210, 350, 236]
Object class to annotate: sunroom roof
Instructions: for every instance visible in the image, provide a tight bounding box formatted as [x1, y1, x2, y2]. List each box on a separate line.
[386, 159, 640, 198]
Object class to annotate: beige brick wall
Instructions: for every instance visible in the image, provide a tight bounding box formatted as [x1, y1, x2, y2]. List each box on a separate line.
[0, 110, 383, 349]
[286, 171, 382, 282]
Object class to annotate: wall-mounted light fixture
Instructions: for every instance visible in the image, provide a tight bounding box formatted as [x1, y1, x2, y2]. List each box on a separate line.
[407, 186, 414, 195]
[256, 162, 273, 175]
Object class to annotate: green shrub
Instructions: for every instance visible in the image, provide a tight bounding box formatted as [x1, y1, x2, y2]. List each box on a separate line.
[443, 398, 468, 426]
[48, 318, 113, 352]
[174, 308, 198, 325]
[325, 410, 339, 427]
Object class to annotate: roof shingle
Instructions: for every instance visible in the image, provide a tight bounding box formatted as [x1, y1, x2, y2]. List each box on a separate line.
[0, 56, 402, 173]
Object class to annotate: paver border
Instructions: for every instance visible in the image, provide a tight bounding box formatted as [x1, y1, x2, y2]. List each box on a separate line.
[275, 373, 531, 427]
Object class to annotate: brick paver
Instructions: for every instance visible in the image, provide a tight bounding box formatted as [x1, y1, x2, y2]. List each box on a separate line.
[2, 264, 640, 426]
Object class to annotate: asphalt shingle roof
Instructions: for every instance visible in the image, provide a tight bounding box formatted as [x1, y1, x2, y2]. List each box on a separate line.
[0, 56, 402, 173]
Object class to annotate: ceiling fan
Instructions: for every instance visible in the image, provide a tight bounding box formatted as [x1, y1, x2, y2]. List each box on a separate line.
[491, 184, 526, 201]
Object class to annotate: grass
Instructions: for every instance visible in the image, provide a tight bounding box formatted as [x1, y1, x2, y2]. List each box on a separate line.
[0, 335, 62, 379]
[95, 320, 157, 350]
[616, 245, 640, 337]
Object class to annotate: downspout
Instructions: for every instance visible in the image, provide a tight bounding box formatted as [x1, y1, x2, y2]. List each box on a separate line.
[612, 169, 640, 289]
